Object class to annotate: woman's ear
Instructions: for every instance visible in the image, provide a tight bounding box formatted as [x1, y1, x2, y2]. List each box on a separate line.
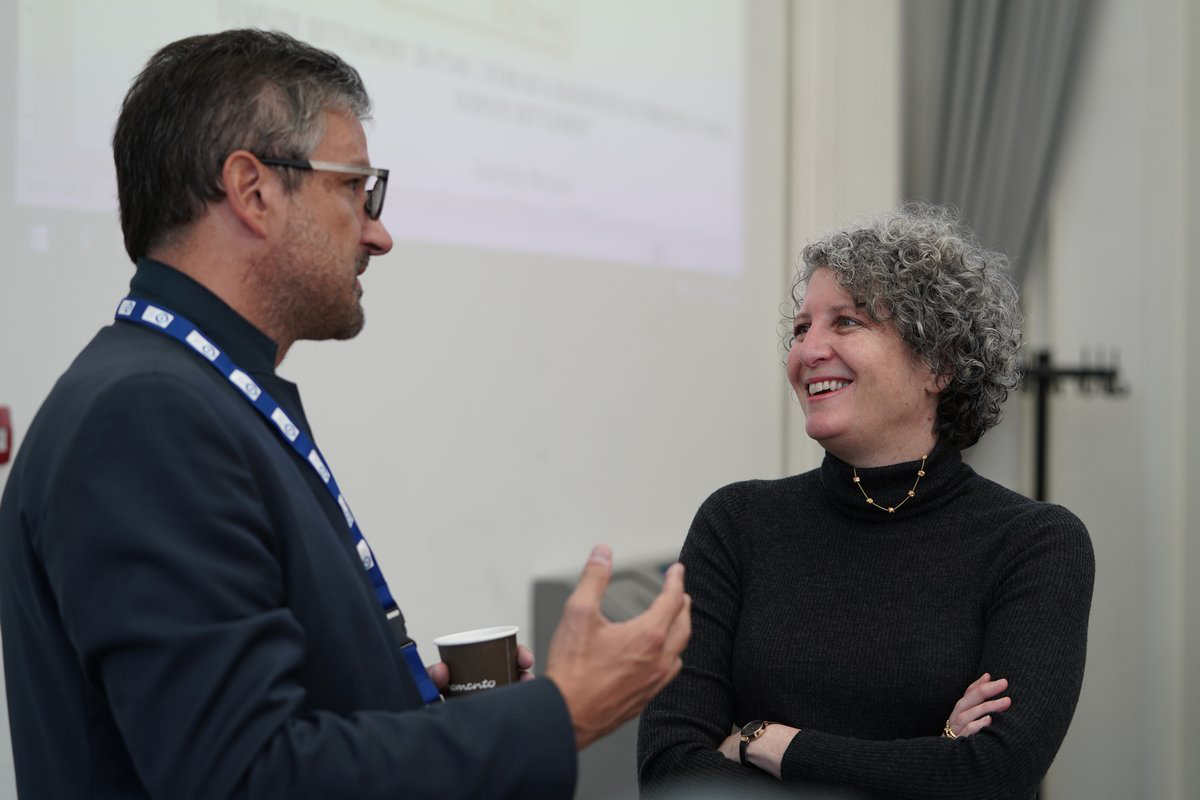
[916, 355, 950, 397]
[928, 367, 952, 396]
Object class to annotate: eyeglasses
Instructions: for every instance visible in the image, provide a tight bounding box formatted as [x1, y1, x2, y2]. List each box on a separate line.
[258, 157, 389, 220]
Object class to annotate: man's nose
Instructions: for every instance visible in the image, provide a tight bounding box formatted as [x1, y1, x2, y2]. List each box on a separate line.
[363, 216, 393, 255]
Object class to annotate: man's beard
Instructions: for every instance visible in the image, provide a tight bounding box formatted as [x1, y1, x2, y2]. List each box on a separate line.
[254, 212, 367, 345]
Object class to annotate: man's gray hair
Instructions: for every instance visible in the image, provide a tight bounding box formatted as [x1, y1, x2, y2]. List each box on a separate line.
[113, 29, 371, 262]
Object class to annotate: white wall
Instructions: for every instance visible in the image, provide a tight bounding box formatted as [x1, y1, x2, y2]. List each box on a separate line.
[1184, 3, 1200, 796]
[1008, 0, 1198, 797]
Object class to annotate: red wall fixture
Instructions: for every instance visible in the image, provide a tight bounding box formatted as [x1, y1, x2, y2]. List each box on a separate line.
[0, 405, 11, 464]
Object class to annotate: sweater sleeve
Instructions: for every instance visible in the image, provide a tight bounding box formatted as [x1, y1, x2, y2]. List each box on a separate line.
[637, 486, 781, 795]
[778, 505, 1095, 799]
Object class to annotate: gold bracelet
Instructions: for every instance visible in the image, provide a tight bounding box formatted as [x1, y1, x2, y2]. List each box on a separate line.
[942, 720, 958, 739]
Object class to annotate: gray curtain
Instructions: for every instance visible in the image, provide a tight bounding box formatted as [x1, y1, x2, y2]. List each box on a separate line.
[902, 0, 1094, 283]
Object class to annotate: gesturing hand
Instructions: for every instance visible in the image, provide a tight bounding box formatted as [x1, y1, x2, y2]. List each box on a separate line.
[944, 673, 1012, 739]
[544, 544, 692, 750]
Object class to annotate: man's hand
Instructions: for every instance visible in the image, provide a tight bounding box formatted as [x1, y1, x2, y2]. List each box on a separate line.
[426, 645, 536, 691]
[543, 544, 691, 750]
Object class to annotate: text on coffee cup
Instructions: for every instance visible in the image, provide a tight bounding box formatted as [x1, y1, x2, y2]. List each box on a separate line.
[449, 679, 497, 693]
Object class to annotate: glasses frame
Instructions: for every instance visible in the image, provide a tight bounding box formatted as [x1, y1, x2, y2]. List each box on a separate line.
[258, 157, 389, 220]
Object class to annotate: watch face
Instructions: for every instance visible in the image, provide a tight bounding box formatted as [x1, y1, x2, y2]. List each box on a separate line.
[740, 720, 765, 738]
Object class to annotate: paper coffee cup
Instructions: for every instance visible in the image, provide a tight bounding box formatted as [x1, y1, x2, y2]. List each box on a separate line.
[433, 625, 519, 699]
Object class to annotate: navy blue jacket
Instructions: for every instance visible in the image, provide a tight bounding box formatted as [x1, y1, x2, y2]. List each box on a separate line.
[0, 259, 576, 799]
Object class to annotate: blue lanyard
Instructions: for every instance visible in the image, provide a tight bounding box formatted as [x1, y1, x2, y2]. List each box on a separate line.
[115, 297, 441, 705]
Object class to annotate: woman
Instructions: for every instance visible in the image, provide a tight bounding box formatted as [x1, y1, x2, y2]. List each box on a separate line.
[637, 204, 1094, 799]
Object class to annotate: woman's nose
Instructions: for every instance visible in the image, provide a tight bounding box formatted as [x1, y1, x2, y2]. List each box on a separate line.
[795, 327, 832, 366]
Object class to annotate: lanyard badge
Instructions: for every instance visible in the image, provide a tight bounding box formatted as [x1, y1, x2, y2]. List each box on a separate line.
[116, 297, 441, 705]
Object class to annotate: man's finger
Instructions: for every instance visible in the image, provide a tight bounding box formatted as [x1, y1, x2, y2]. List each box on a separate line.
[517, 643, 534, 671]
[642, 563, 686, 625]
[426, 661, 449, 690]
[567, 544, 614, 611]
[662, 593, 692, 656]
[652, 655, 685, 698]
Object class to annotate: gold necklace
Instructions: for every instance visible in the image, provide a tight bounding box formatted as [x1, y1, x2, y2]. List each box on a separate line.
[852, 455, 928, 514]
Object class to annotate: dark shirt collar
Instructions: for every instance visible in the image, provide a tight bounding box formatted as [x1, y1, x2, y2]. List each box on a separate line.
[129, 257, 279, 373]
[818, 437, 970, 522]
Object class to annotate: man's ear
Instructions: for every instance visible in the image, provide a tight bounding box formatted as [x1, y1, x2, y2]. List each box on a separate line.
[221, 150, 278, 239]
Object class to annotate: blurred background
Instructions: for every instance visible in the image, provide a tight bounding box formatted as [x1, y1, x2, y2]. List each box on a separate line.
[0, 0, 1196, 797]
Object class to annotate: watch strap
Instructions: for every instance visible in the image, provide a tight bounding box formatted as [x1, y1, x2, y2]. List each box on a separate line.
[738, 720, 768, 767]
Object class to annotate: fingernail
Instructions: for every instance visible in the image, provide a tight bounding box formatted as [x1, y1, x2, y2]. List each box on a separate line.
[589, 544, 612, 564]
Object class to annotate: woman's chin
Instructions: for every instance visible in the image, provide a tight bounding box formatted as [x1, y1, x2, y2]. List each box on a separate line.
[804, 417, 847, 446]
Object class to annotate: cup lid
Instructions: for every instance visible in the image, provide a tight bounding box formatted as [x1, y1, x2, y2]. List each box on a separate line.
[433, 625, 519, 647]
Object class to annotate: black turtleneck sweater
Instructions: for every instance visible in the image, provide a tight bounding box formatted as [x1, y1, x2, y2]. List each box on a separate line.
[637, 442, 1094, 799]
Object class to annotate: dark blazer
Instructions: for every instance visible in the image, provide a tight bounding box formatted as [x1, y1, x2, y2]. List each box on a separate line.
[0, 259, 576, 799]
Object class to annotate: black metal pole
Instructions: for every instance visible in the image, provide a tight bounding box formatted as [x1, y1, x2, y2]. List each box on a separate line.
[1020, 349, 1123, 503]
[1034, 350, 1050, 502]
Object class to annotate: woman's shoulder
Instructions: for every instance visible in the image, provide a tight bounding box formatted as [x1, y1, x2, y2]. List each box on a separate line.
[965, 471, 1088, 526]
[696, 469, 820, 515]
[685, 470, 823, 551]
[681, 472, 820, 571]
[962, 472, 1095, 564]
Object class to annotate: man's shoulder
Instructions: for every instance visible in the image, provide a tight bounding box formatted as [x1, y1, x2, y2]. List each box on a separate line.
[23, 323, 246, 463]
[3, 323, 257, 532]
[69, 320, 207, 375]
[52, 322, 231, 408]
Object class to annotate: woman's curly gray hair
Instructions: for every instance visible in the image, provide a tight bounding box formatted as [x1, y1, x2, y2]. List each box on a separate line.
[788, 203, 1022, 450]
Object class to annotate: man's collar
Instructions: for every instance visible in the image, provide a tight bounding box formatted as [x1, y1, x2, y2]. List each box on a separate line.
[129, 257, 280, 373]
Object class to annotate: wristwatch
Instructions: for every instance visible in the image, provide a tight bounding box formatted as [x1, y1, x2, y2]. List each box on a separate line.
[738, 719, 770, 767]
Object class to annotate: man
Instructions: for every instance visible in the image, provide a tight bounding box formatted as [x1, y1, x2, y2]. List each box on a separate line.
[0, 29, 690, 799]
